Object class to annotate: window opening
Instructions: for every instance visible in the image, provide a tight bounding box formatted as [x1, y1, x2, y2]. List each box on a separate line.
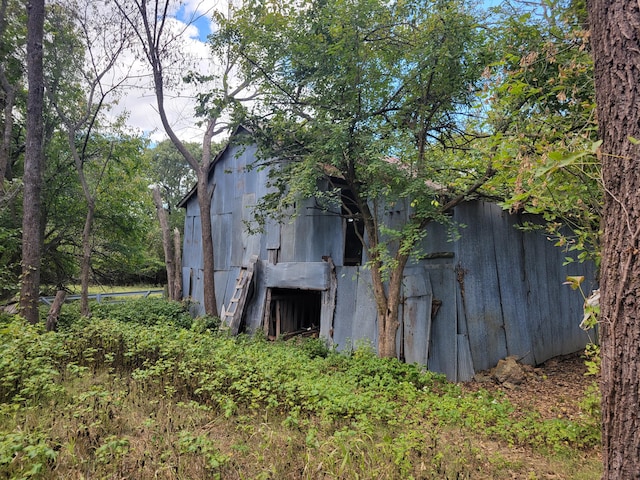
[265, 288, 321, 340]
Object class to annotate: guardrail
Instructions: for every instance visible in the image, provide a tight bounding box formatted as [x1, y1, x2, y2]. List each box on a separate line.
[39, 289, 165, 306]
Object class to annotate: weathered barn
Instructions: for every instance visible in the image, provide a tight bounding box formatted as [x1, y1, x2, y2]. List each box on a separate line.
[179, 128, 597, 381]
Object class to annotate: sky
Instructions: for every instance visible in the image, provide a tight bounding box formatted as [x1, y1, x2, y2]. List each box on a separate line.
[110, 0, 222, 144]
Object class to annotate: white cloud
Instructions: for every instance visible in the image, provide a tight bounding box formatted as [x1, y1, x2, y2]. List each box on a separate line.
[106, 1, 232, 144]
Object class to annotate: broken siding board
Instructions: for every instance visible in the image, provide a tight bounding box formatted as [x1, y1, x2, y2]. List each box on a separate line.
[182, 267, 193, 301]
[457, 334, 475, 382]
[402, 270, 433, 366]
[215, 270, 232, 316]
[264, 262, 329, 290]
[455, 202, 508, 372]
[240, 193, 261, 265]
[352, 269, 378, 350]
[320, 258, 337, 344]
[244, 260, 266, 333]
[333, 266, 358, 351]
[425, 264, 457, 380]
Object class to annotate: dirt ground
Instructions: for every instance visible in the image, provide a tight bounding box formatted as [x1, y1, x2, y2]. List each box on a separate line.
[462, 351, 598, 423]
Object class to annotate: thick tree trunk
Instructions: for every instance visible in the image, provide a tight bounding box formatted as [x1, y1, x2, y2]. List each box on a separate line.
[46, 290, 66, 332]
[19, 0, 45, 324]
[588, 1, 640, 477]
[173, 227, 182, 301]
[152, 187, 175, 300]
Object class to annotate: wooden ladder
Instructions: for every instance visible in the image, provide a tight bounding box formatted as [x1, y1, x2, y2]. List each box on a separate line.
[221, 255, 258, 335]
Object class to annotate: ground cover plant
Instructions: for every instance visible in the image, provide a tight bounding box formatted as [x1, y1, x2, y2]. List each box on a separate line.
[1, 299, 601, 479]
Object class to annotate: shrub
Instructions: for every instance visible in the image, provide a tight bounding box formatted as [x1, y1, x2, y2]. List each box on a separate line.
[92, 297, 193, 329]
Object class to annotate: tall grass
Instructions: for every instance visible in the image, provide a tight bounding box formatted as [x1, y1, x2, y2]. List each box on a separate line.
[0, 300, 601, 479]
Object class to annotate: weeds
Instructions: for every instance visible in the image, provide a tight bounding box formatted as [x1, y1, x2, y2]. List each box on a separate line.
[0, 298, 602, 479]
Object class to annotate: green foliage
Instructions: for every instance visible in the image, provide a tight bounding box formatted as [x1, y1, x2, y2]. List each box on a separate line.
[482, 0, 601, 265]
[0, 312, 601, 478]
[190, 314, 221, 334]
[0, 319, 66, 405]
[91, 297, 194, 329]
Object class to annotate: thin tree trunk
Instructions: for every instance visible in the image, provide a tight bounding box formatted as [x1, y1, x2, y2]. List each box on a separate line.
[152, 186, 175, 300]
[19, 0, 45, 324]
[80, 201, 94, 317]
[358, 197, 409, 359]
[0, 0, 15, 189]
[197, 173, 218, 316]
[588, 1, 640, 477]
[46, 290, 66, 332]
[0, 80, 15, 189]
[173, 227, 182, 301]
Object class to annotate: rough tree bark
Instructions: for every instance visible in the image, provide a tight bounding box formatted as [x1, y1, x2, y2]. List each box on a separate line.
[19, 0, 45, 324]
[587, 1, 640, 477]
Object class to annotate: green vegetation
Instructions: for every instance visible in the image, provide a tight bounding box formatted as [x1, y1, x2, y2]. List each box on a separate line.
[1, 299, 600, 479]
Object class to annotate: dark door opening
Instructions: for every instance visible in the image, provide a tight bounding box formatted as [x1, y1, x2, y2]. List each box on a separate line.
[265, 288, 321, 340]
[341, 188, 364, 266]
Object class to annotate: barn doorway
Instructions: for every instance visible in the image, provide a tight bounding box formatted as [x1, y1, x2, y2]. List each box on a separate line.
[264, 288, 321, 340]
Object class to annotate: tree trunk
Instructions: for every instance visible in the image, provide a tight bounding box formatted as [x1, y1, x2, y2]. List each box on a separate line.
[376, 255, 409, 358]
[80, 201, 94, 317]
[588, 1, 640, 477]
[197, 172, 218, 316]
[0, 79, 15, 189]
[46, 290, 66, 332]
[19, 0, 45, 325]
[359, 198, 410, 359]
[0, 0, 15, 189]
[152, 186, 175, 300]
[173, 227, 182, 301]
